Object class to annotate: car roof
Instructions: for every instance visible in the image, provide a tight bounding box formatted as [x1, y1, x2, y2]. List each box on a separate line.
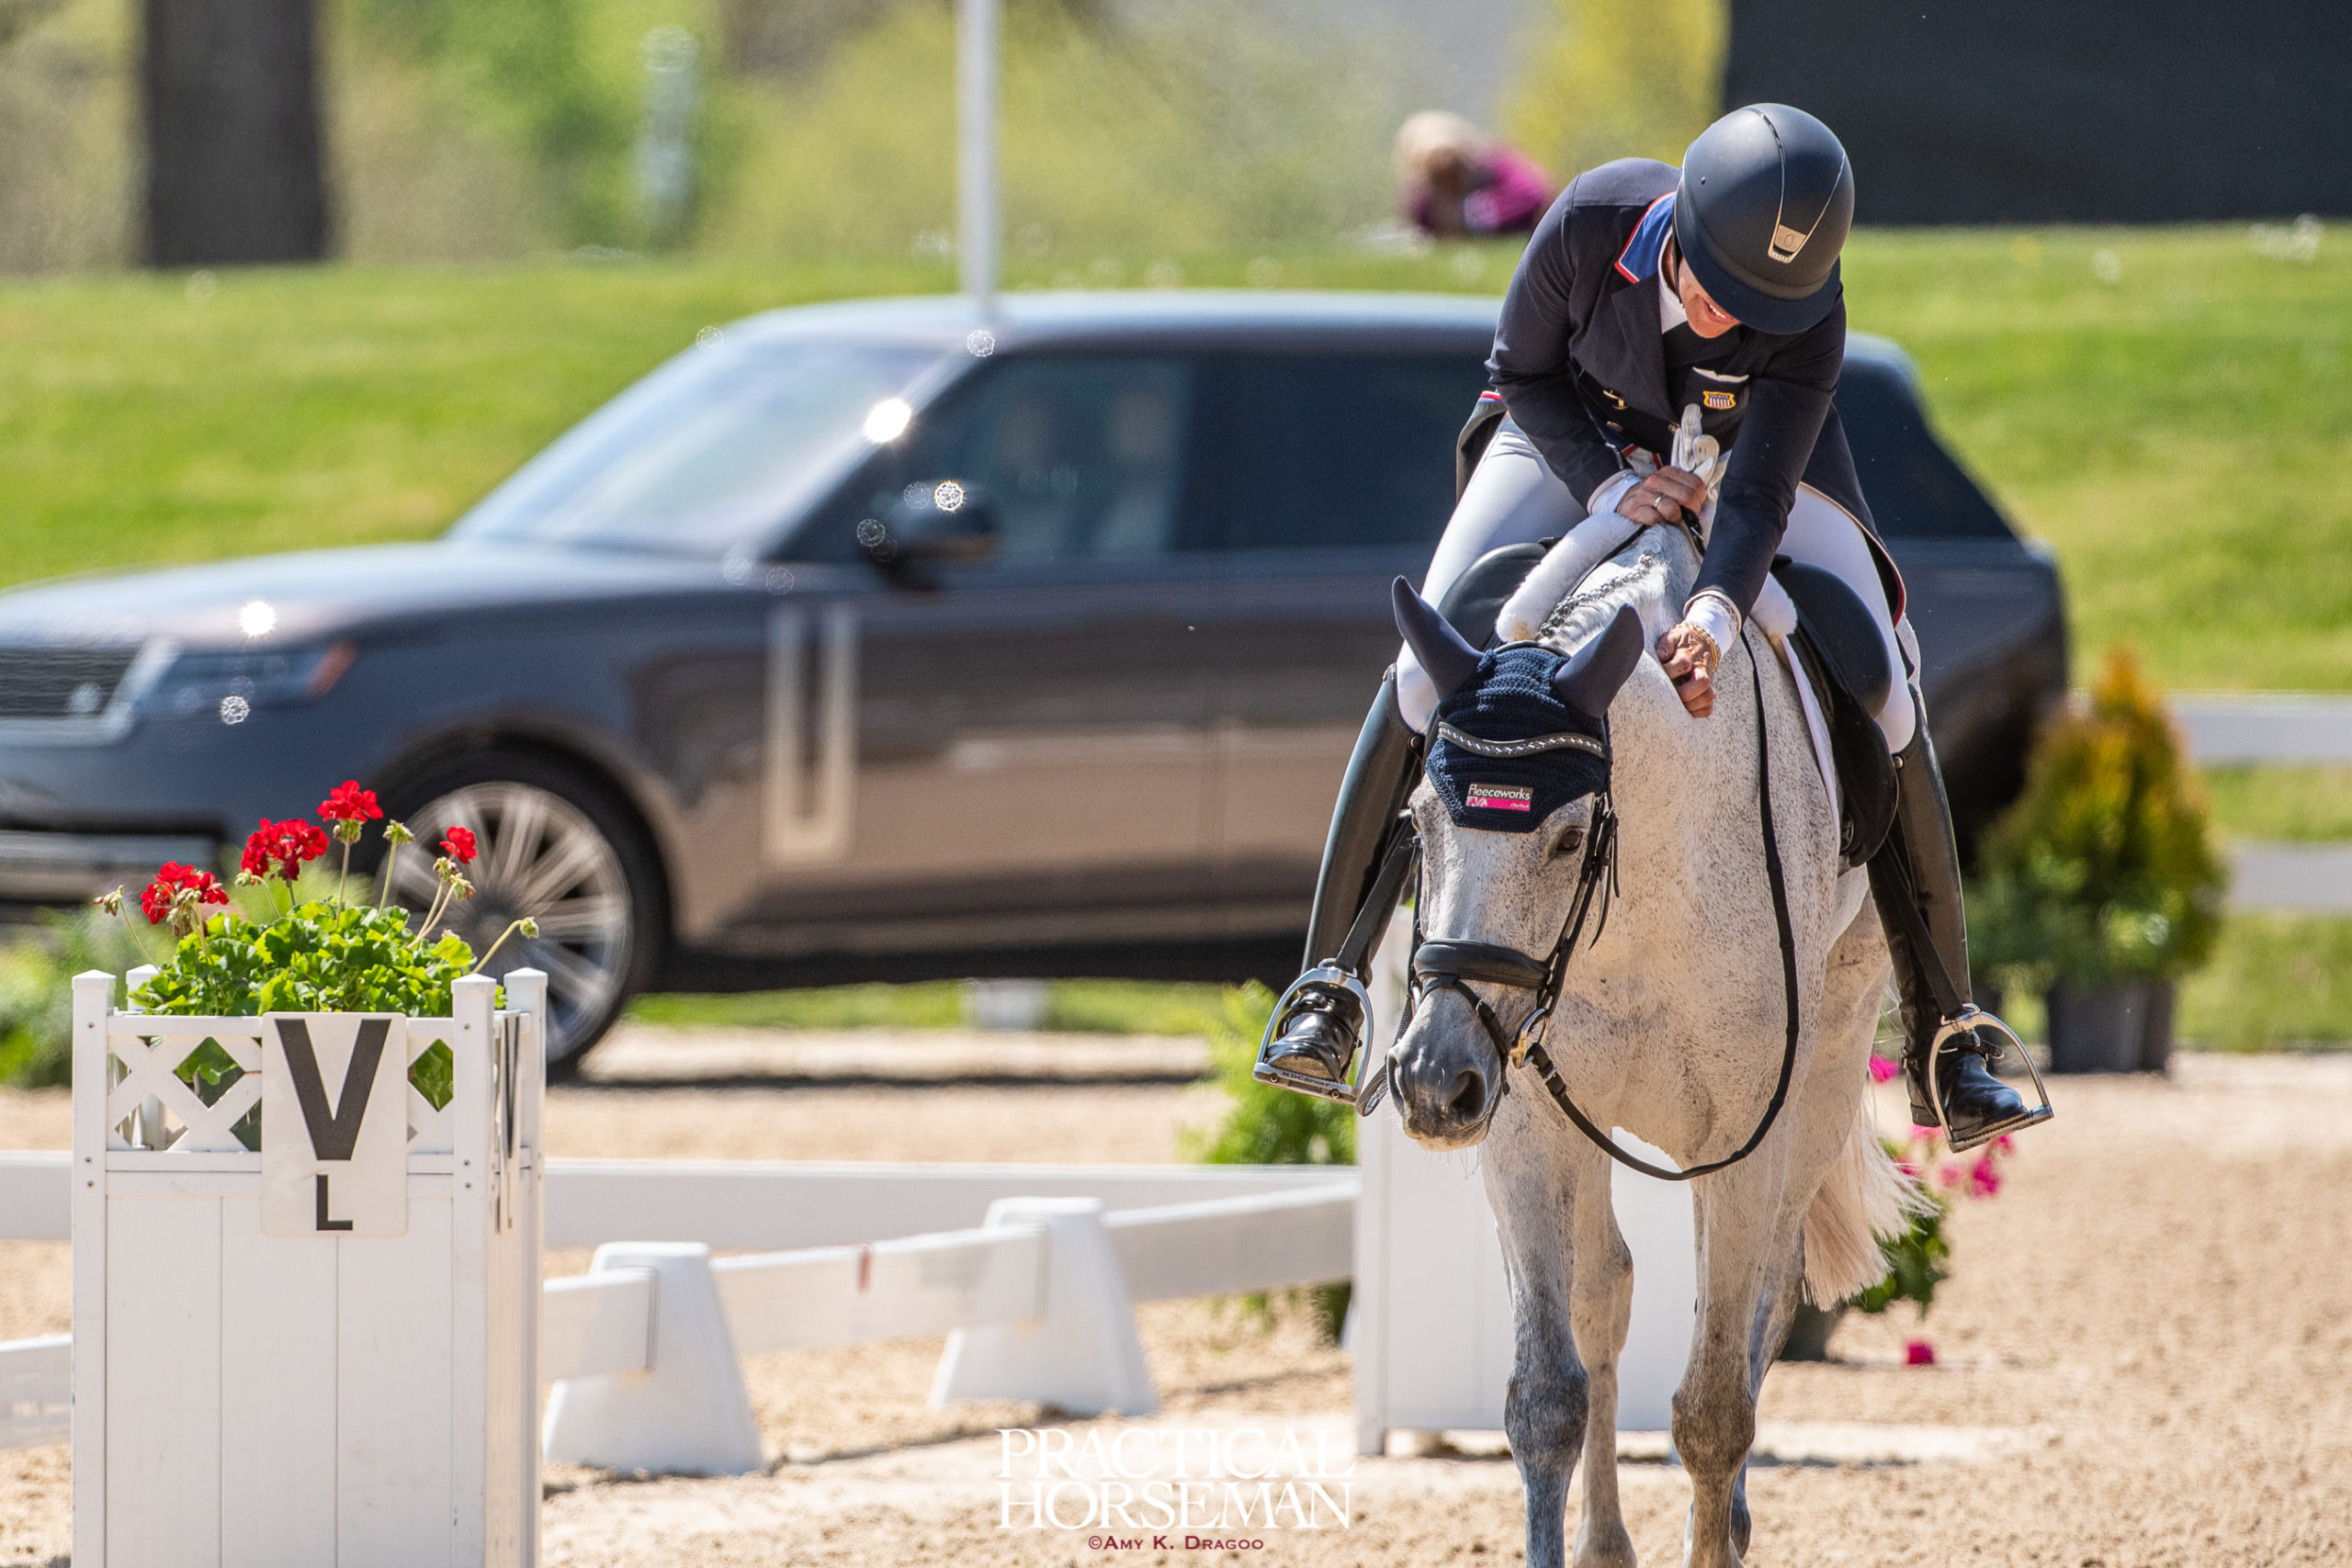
[729, 290, 1506, 353]
[729, 289, 1922, 395]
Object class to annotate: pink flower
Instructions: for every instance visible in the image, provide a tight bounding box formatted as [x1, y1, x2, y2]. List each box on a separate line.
[1934, 1161, 1964, 1189]
[1905, 1338, 1937, 1367]
[1868, 1055, 1900, 1083]
[1966, 1154, 2003, 1199]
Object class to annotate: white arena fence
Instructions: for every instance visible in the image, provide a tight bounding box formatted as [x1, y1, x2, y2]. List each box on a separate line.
[2170, 694, 2352, 913]
[0, 1152, 1357, 1472]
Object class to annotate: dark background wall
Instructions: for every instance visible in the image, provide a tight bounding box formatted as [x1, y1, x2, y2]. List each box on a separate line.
[1724, 0, 2352, 224]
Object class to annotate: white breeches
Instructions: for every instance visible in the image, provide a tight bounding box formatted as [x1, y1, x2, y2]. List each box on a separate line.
[1399, 417, 1917, 752]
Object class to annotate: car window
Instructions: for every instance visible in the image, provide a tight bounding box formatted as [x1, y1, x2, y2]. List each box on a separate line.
[450, 337, 945, 556]
[1833, 364, 2014, 539]
[806, 355, 1194, 566]
[1178, 353, 1490, 553]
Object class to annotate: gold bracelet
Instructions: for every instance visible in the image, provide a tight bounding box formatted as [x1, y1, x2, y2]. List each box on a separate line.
[1679, 622, 1722, 678]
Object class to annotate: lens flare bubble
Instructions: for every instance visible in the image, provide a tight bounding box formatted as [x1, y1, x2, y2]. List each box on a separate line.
[219, 695, 250, 725]
[965, 329, 996, 357]
[695, 325, 725, 348]
[764, 567, 795, 592]
[855, 518, 887, 547]
[932, 480, 966, 513]
[863, 398, 912, 444]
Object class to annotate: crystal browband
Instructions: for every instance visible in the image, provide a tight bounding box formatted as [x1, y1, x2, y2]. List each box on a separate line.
[1432, 722, 1610, 761]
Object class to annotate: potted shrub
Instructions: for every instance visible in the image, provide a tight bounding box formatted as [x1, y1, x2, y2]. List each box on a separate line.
[1968, 646, 2226, 1073]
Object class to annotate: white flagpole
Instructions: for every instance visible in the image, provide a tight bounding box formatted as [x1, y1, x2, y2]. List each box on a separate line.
[956, 0, 1000, 310]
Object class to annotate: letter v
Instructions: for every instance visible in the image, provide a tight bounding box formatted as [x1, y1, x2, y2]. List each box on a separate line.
[279, 1018, 390, 1161]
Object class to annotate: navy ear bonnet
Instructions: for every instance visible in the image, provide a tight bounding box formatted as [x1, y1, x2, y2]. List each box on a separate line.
[1427, 644, 1611, 832]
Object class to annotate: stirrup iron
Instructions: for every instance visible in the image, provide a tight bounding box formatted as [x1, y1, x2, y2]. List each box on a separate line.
[1253, 964, 1374, 1105]
[1926, 1006, 2053, 1152]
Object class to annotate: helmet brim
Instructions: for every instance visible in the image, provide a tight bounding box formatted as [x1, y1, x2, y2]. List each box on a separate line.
[1672, 197, 1842, 336]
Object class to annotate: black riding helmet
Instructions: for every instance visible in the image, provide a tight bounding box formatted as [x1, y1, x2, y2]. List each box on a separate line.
[1673, 104, 1853, 336]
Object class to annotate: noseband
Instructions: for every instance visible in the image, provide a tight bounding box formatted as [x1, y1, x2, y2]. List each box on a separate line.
[1380, 629, 1804, 1185]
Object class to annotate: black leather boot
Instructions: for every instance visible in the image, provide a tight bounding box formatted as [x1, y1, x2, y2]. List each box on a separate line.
[1867, 699, 2052, 1152]
[1253, 671, 1421, 1100]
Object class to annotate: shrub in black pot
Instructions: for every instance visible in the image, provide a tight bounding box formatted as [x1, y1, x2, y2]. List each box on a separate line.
[1969, 647, 2224, 1073]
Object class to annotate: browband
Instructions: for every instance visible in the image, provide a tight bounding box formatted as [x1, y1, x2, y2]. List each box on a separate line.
[1432, 722, 1609, 761]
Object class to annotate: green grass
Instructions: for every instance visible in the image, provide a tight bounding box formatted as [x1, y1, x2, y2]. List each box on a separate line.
[1837, 226, 2352, 691]
[2179, 914, 2352, 1050]
[627, 977, 1227, 1036]
[2199, 765, 2352, 841]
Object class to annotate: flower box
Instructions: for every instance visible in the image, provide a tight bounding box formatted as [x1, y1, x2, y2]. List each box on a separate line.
[70, 968, 548, 1568]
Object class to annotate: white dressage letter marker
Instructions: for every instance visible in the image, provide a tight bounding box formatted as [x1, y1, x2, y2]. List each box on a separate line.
[261, 1013, 409, 1236]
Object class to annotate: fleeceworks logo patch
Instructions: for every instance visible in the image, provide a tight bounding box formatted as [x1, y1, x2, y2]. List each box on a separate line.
[996, 1426, 1353, 1536]
[1464, 783, 1534, 813]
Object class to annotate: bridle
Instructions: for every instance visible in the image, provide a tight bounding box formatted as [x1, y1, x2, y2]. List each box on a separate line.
[1370, 626, 1804, 1184]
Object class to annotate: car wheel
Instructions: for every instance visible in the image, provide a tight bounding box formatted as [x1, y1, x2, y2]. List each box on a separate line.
[387, 753, 663, 1077]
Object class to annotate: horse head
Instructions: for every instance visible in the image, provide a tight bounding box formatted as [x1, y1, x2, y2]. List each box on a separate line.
[1385, 576, 1647, 1148]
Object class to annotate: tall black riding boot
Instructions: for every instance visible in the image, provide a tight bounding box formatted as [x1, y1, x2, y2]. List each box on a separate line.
[1252, 671, 1421, 1100]
[1867, 696, 2052, 1152]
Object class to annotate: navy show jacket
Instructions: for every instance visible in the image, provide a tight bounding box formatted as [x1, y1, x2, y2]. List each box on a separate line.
[1487, 157, 1879, 619]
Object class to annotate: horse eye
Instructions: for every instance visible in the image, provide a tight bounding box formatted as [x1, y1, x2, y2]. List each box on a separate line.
[1554, 826, 1585, 858]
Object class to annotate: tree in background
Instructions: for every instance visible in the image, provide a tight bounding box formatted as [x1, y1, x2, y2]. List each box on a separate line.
[0, 0, 135, 272]
[1500, 0, 1724, 183]
[337, 0, 633, 252]
[144, 0, 330, 265]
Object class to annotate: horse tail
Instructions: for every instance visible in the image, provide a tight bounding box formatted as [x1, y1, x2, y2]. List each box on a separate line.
[1801, 1092, 1928, 1305]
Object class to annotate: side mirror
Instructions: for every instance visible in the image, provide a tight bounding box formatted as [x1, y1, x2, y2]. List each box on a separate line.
[859, 480, 999, 578]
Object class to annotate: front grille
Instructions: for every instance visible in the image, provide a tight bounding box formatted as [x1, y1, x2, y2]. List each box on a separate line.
[0, 647, 142, 719]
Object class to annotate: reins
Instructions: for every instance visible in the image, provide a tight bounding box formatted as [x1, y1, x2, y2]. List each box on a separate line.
[1401, 625, 1804, 1183]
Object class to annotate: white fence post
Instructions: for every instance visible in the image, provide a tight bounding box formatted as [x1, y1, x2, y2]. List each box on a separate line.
[931, 1196, 1157, 1417]
[542, 1242, 763, 1476]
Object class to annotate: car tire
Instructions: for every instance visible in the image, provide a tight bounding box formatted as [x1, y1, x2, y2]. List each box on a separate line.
[385, 750, 664, 1079]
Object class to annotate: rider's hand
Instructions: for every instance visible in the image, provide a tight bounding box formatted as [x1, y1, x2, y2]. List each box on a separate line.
[1615, 466, 1709, 526]
[1657, 622, 1718, 717]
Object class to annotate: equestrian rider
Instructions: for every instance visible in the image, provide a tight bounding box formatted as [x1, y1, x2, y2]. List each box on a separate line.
[1254, 104, 2051, 1154]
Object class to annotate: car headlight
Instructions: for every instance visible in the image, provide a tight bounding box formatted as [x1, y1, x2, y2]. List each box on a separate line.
[138, 641, 356, 724]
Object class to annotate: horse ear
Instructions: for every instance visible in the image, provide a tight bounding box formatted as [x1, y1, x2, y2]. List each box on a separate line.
[1552, 604, 1645, 719]
[1391, 577, 1483, 704]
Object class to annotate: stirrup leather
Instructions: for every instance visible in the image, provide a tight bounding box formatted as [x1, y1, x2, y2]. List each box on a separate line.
[1253, 964, 1374, 1106]
[1926, 1007, 2053, 1152]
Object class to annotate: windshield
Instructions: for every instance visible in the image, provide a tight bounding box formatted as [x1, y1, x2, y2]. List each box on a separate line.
[450, 337, 946, 555]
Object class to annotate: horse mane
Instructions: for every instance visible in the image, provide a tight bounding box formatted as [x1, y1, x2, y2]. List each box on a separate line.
[1532, 525, 1702, 655]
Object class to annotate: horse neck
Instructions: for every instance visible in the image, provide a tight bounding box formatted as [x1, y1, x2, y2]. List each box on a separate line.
[1549, 527, 1756, 961]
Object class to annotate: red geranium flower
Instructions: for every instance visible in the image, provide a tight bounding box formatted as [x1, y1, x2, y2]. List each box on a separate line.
[243, 817, 329, 881]
[319, 781, 382, 823]
[439, 826, 478, 865]
[141, 862, 228, 924]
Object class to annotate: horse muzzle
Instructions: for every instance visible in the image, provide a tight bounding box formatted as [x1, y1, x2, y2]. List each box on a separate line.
[1388, 998, 1508, 1149]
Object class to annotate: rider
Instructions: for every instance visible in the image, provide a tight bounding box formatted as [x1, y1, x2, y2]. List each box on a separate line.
[1254, 103, 2050, 1154]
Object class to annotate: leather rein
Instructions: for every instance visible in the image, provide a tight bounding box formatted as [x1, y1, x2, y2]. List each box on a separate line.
[1387, 626, 1805, 1184]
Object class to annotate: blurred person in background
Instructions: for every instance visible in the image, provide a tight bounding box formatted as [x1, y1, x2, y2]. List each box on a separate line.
[1263, 105, 2050, 1155]
[1395, 110, 1556, 239]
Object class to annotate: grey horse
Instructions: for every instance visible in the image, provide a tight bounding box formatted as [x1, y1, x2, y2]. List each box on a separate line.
[1382, 525, 1914, 1568]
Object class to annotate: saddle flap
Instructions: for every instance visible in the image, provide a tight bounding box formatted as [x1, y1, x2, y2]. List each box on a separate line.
[1782, 615, 1897, 868]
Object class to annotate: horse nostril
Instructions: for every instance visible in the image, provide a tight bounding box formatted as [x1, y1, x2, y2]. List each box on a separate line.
[1444, 1069, 1487, 1122]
